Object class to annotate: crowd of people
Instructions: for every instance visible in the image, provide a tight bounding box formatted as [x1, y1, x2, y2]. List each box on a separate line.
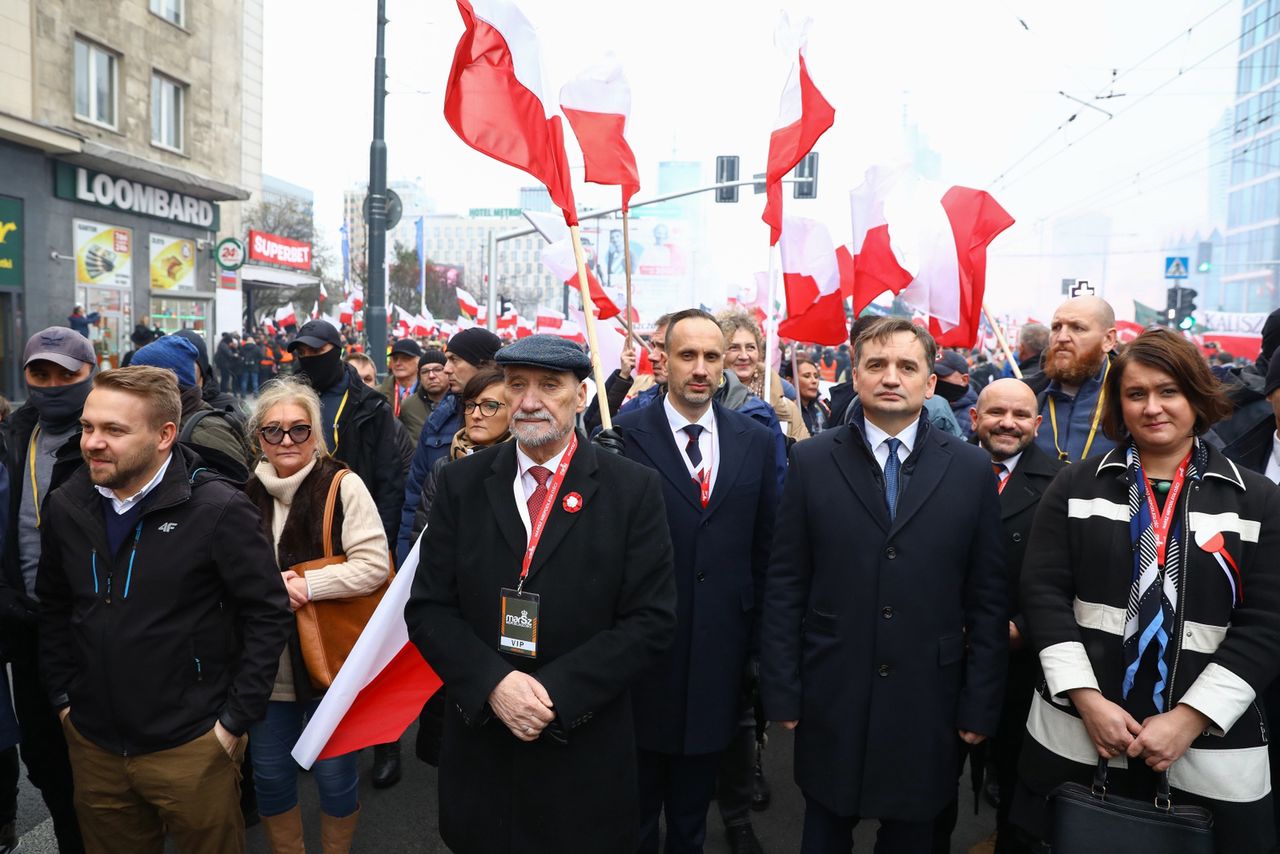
[2, 293, 1280, 854]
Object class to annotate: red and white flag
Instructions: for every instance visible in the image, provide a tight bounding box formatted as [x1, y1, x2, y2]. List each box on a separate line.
[274, 303, 297, 330]
[560, 55, 641, 211]
[338, 302, 355, 325]
[445, 0, 578, 225]
[762, 19, 835, 246]
[848, 166, 1015, 348]
[291, 541, 442, 768]
[541, 238, 621, 319]
[776, 216, 852, 346]
[516, 315, 535, 338]
[536, 307, 565, 331]
[557, 317, 586, 345]
[457, 287, 479, 317]
[1115, 319, 1145, 344]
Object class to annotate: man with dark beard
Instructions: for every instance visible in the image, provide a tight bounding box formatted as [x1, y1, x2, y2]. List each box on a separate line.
[406, 334, 676, 854]
[1026, 296, 1118, 464]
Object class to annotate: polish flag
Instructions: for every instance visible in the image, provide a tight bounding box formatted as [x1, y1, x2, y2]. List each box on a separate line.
[338, 302, 355, 325]
[560, 55, 640, 211]
[541, 237, 621, 319]
[776, 216, 851, 346]
[1115, 319, 1145, 344]
[536, 307, 565, 331]
[497, 309, 518, 331]
[847, 166, 1014, 348]
[762, 20, 835, 246]
[292, 540, 442, 768]
[274, 303, 297, 330]
[557, 317, 586, 345]
[457, 287, 479, 317]
[516, 315, 535, 338]
[445, 0, 578, 225]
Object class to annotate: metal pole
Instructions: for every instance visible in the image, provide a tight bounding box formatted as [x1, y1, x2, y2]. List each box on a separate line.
[365, 0, 389, 376]
[486, 229, 498, 332]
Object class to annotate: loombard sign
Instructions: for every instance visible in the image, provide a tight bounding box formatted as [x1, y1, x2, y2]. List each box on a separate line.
[54, 163, 220, 229]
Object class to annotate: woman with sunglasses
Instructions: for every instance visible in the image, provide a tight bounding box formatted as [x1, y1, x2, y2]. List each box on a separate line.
[241, 376, 389, 854]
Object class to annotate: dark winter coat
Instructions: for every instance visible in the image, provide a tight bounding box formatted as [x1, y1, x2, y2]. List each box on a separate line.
[329, 365, 407, 548]
[405, 436, 676, 854]
[760, 407, 1007, 821]
[397, 393, 460, 564]
[36, 445, 292, 753]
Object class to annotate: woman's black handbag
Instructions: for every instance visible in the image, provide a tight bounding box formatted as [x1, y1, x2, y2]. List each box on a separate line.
[1047, 758, 1214, 854]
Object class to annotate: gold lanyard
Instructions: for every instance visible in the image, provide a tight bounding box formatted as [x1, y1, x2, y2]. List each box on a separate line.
[1048, 359, 1110, 463]
[27, 426, 41, 528]
[332, 389, 350, 453]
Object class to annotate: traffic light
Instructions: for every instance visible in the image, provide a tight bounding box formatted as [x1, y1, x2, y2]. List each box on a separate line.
[793, 152, 819, 199]
[1168, 286, 1198, 330]
[1196, 240, 1213, 274]
[715, 156, 739, 203]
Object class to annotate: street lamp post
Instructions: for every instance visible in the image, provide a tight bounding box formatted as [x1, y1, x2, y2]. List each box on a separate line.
[365, 0, 389, 375]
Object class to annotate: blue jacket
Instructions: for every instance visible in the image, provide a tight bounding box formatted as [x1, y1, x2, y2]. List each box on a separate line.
[397, 393, 461, 563]
[615, 400, 779, 754]
[1032, 359, 1116, 464]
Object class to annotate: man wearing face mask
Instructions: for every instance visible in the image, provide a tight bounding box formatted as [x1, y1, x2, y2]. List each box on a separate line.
[0, 327, 96, 854]
[933, 351, 978, 440]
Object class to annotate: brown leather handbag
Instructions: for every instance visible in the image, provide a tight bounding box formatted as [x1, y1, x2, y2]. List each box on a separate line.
[292, 470, 394, 690]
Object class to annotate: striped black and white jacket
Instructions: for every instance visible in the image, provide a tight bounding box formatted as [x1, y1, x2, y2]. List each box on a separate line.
[1019, 440, 1280, 808]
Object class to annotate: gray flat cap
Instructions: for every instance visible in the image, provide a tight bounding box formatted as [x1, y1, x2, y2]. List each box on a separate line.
[495, 334, 591, 380]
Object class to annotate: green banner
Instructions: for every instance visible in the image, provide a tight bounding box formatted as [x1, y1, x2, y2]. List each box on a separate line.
[0, 196, 22, 288]
[1134, 300, 1163, 327]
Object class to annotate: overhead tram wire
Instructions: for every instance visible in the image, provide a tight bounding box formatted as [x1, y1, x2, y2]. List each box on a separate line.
[988, 2, 1259, 191]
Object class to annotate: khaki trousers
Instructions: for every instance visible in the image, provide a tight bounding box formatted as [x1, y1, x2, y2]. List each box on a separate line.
[63, 717, 246, 854]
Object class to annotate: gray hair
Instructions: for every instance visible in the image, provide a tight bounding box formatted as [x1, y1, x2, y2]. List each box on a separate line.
[248, 375, 328, 458]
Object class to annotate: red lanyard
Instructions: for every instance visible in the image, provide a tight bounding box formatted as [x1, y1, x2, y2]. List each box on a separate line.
[1143, 452, 1190, 568]
[518, 433, 578, 590]
[393, 383, 410, 417]
[694, 468, 710, 508]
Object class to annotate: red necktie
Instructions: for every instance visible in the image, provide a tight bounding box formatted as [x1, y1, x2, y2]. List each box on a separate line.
[993, 462, 1008, 494]
[527, 466, 552, 518]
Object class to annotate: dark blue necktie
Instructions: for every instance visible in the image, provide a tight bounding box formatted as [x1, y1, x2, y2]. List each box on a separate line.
[683, 425, 704, 468]
[884, 437, 902, 521]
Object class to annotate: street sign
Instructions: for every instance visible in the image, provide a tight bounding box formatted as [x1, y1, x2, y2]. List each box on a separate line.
[215, 237, 245, 270]
[363, 188, 403, 230]
[1069, 280, 1095, 298]
[1165, 256, 1189, 279]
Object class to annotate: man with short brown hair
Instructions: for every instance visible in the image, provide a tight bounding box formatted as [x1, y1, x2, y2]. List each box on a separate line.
[37, 366, 291, 854]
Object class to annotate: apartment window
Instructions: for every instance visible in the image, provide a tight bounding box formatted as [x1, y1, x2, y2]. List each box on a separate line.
[74, 39, 117, 128]
[149, 0, 185, 27]
[151, 74, 185, 152]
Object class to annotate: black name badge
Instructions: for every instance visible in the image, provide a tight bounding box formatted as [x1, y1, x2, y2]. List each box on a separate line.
[499, 588, 540, 658]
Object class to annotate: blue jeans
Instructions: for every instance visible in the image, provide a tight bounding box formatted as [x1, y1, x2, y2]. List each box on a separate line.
[239, 371, 259, 395]
[249, 700, 359, 818]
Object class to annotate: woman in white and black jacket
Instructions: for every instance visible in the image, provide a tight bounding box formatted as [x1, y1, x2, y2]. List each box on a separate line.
[1014, 328, 1280, 853]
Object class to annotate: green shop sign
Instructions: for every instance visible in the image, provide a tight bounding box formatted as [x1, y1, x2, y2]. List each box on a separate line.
[0, 196, 22, 288]
[54, 162, 220, 230]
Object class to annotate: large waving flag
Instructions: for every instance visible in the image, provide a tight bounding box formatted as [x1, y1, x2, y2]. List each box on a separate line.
[848, 166, 1014, 348]
[777, 216, 851, 346]
[445, 0, 578, 225]
[560, 56, 641, 210]
[542, 237, 621, 319]
[762, 19, 835, 246]
[457, 287, 479, 317]
[292, 540, 442, 768]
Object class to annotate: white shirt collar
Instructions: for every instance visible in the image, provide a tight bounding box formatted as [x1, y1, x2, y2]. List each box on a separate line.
[997, 450, 1023, 475]
[95, 452, 173, 515]
[662, 396, 716, 436]
[516, 438, 573, 481]
[863, 415, 919, 456]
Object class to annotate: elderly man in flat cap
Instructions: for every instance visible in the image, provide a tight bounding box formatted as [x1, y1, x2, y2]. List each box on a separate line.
[405, 334, 677, 854]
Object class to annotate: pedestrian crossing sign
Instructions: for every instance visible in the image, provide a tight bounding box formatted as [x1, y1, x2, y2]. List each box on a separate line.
[1165, 257, 1189, 279]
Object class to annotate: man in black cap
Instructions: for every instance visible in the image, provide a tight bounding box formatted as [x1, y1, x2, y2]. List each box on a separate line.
[378, 339, 429, 441]
[933, 350, 978, 439]
[288, 319, 406, 546]
[396, 327, 502, 565]
[417, 349, 449, 418]
[406, 334, 676, 854]
[1, 328, 97, 853]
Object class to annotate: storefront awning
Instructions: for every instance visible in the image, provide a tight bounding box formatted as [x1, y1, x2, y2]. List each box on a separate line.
[240, 264, 320, 289]
[68, 141, 251, 202]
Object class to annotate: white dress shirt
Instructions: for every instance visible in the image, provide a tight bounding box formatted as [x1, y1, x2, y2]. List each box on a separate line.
[663, 397, 720, 495]
[863, 417, 918, 473]
[1266, 432, 1280, 485]
[513, 439, 573, 541]
[94, 453, 173, 515]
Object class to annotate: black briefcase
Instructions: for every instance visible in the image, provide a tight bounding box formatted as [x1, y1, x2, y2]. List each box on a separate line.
[1047, 758, 1214, 854]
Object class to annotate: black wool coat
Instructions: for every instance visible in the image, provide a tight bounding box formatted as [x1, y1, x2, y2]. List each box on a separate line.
[760, 408, 1007, 821]
[405, 435, 676, 854]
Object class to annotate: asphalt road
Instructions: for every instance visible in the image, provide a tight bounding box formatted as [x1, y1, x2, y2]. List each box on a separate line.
[14, 725, 998, 852]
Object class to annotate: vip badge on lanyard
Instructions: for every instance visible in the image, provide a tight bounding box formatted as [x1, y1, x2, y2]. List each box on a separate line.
[497, 434, 578, 658]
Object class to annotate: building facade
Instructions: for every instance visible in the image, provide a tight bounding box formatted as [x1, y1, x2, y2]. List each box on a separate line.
[0, 0, 261, 398]
[1223, 1, 1280, 313]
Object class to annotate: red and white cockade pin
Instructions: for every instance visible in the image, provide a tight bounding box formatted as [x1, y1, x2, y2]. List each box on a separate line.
[562, 492, 583, 513]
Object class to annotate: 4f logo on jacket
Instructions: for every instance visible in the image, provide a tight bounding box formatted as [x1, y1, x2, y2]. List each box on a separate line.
[158, 522, 178, 533]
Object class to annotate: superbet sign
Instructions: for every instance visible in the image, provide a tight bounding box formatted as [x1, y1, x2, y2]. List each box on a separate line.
[247, 230, 312, 271]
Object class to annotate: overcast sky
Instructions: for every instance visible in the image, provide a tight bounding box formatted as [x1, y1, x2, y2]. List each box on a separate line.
[261, 0, 1240, 321]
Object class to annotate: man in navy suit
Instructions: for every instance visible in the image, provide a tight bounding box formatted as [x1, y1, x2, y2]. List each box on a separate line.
[615, 309, 779, 854]
[762, 316, 1006, 853]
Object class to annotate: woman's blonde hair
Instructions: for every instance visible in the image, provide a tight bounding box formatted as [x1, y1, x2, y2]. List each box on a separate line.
[248, 375, 329, 458]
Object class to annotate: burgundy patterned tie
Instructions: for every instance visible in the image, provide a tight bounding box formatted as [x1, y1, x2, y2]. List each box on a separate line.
[527, 466, 552, 519]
